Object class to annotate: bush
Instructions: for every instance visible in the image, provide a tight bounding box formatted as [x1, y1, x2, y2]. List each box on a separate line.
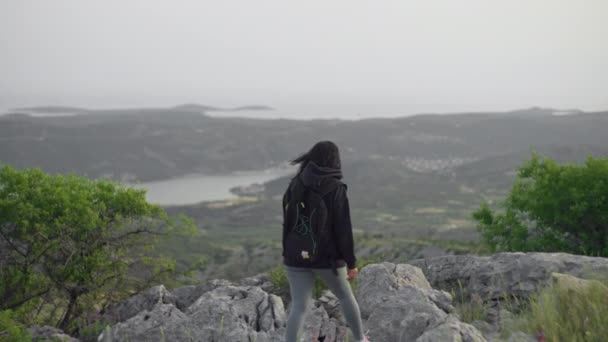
[473, 153, 608, 256]
[269, 265, 289, 295]
[0, 310, 31, 342]
[0, 165, 194, 333]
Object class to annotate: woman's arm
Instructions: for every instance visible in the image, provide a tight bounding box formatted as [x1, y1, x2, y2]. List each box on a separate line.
[282, 187, 291, 256]
[333, 185, 357, 269]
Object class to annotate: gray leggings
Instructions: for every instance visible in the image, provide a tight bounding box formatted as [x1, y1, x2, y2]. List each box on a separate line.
[285, 266, 364, 342]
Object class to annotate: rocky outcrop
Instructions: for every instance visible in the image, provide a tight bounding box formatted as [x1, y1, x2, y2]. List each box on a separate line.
[409, 252, 608, 303]
[99, 262, 486, 342]
[408, 252, 608, 340]
[97, 252, 608, 341]
[100, 285, 287, 342]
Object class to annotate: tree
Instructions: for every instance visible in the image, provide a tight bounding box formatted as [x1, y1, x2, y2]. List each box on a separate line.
[473, 153, 608, 257]
[0, 164, 194, 332]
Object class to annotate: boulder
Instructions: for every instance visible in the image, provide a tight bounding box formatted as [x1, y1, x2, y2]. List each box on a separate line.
[101, 285, 177, 323]
[28, 325, 79, 342]
[318, 290, 344, 322]
[171, 278, 232, 310]
[299, 303, 331, 341]
[357, 262, 453, 319]
[356, 262, 483, 341]
[551, 272, 608, 294]
[416, 316, 486, 342]
[298, 298, 365, 341]
[239, 272, 275, 293]
[410, 252, 608, 303]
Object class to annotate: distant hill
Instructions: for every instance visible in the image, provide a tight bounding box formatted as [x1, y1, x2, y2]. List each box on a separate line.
[1, 106, 606, 182]
[5, 103, 274, 117]
[171, 104, 222, 112]
[231, 105, 274, 111]
[14, 106, 88, 113]
[173, 103, 274, 112]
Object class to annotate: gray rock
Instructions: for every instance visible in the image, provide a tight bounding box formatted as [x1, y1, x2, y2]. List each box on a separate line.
[239, 272, 275, 293]
[186, 285, 286, 331]
[410, 252, 608, 303]
[356, 262, 483, 341]
[416, 316, 486, 342]
[364, 289, 448, 341]
[551, 272, 608, 293]
[171, 278, 232, 310]
[28, 325, 79, 342]
[427, 287, 455, 314]
[299, 304, 331, 341]
[98, 257, 569, 342]
[102, 285, 286, 341]
[99, 304, 188, 342]
[292, 302, 351, 341]
[318, 290, 344, 322]
[179, 285, 286, 341]
[357, 262, 452, 319]
[102, 285, 177, 323]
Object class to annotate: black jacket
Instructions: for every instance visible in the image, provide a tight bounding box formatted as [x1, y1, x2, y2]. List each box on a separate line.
[282, 162, 357, 269]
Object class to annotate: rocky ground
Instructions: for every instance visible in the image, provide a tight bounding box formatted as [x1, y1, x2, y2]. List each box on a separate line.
[28, 252, 608, 342]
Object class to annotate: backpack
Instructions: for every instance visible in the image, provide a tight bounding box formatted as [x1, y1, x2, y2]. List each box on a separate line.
[283, 177, 342, 264]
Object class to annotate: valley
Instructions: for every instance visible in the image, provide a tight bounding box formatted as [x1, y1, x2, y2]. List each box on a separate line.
[2, 106, 607, 281]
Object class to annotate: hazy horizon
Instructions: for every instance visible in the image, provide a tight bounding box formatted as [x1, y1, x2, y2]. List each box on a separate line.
[2, 0, 607, 119]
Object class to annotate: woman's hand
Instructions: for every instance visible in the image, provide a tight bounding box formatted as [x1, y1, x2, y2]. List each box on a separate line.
[347, 267, 359, 281]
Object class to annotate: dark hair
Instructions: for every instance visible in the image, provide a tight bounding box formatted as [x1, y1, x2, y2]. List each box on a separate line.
[291, 141, 341, 173]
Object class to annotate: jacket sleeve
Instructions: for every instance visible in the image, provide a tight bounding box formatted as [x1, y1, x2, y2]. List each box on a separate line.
[281, 187, 290, 256]
[332, 185, 357, 269]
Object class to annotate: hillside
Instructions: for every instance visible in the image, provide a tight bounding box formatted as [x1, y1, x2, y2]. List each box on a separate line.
[2, 106, 608, 280]
[2, 106, 607, 182]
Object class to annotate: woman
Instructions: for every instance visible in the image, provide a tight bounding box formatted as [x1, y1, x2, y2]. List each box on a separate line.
[282, 141, 369, 342]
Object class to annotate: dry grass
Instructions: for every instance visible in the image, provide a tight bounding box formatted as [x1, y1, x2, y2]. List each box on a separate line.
[504, 278, 608, 342]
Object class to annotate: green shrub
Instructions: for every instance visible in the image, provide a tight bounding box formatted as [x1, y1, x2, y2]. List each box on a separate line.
[312, 277, 327, 299]
[0, 310, 31, 342]
[75, 319, 111, 342]
[269, 265, 289, 294]
[473, 153, 608, 256]
[0, 164, 194, 333]
[356, 258, 381, 270]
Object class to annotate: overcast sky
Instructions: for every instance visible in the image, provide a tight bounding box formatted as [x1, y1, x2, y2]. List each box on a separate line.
[1, 0, 607, 117]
